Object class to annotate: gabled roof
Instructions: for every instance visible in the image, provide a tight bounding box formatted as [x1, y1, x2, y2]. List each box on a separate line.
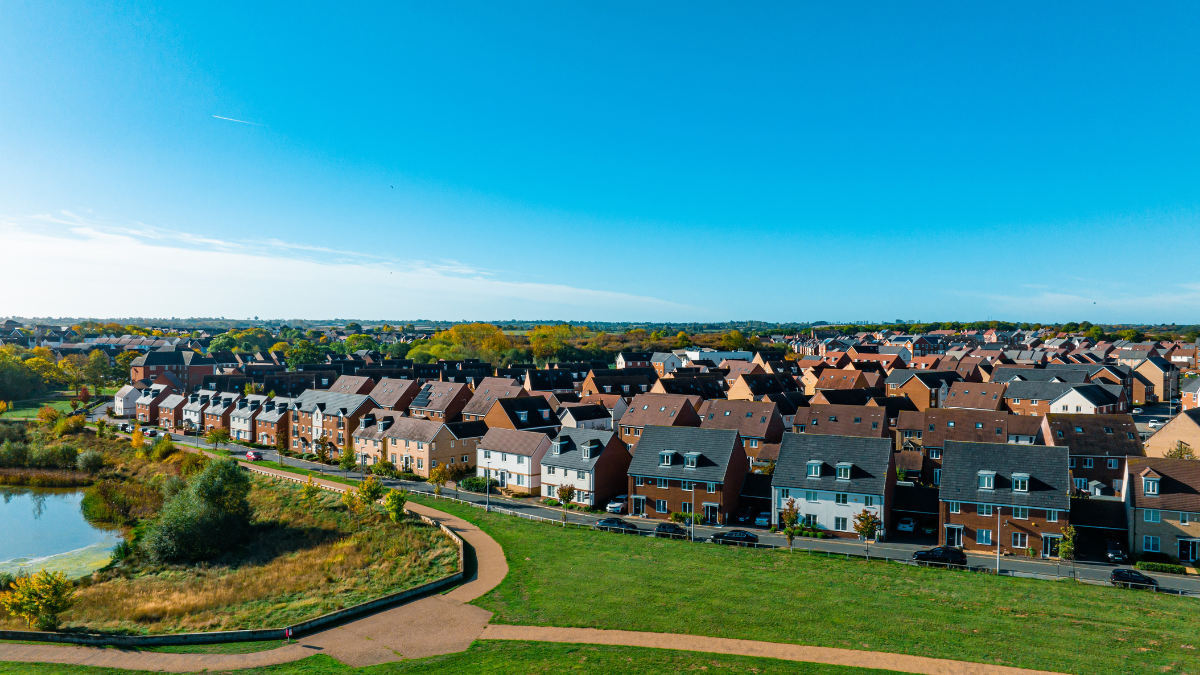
[697, 400, 780, 439]
[627, 426, 740, 482]
[462, 380, 527, 416]
[621, 393, 699, 428]
[1002, 381, 1075, 401]
[884, 370, 963, 388]
[158, 394, 186, 410]
[492, 396, 560, 430]
[734, 373, 800, 396]
[762, 392, 811, 416]
[446, 420, 489, 439]
[354, 413, 444, 443]
[525, 370, 576, 391]
[796, 404, 887, 438]
[653, 375, 727, 399]
[1042, 414, 1143, 457]
[368, 377, 422, 409]
[478, 427, 550, 456]
[409, 382, 468, 412]
[940, 441, 1070, 510]
[1126, 457, 1200, 512]
[559, 404, 611, 422]
[542, 428, 618, 470]
[1057, 383, 1121, 407]
[329, 375, 375, 394]
[773, 434, 891, 494]
[921, 409, 1012, 447]
[992, 367, 1088, 384]
[294, 390, 375, 416]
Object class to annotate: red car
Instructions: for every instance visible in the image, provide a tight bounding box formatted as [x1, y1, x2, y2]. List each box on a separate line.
[245, 450, 264, 461]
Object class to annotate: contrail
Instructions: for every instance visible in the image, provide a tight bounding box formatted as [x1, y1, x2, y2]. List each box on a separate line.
[212, 115, 262, 126]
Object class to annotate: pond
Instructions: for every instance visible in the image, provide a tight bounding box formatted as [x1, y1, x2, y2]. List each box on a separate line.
[0, 488, 121, 579]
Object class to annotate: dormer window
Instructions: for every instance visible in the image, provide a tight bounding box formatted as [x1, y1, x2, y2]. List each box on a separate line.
[836, 462, 852, 480]
[684, 452, 699, 468]
[659, 452, 673, 466]
[807, 460, 821, 478]
[1012, 473, 1029, 492]
[1074, 426, 1084, 433]
[517, 411, 528, 422]
[978, 470, 995, 490]
[1144, 477, 1160, 495]
[552, 440, 565, 455]
[541, 410, 550, 420]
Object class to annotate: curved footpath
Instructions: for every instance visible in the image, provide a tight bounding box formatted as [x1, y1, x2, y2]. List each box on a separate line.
[0, 461, 1066, 675]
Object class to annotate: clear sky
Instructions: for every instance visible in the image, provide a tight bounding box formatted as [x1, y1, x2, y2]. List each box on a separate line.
[3, 2, 1199, 323]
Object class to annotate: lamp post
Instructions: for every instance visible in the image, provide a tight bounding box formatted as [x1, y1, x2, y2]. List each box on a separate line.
[486, 459, 491, 512]
[691, 482, 696, 542]
[997, 510, 1004, 574]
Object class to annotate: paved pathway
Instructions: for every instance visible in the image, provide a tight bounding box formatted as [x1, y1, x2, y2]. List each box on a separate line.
[1, 457, 1069, 675]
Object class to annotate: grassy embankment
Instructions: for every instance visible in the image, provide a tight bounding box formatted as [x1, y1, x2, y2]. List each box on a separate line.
[0, 641, 911, 674]
[408, 495, 1200, 675]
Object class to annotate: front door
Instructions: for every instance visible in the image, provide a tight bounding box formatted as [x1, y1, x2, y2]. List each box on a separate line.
[945, 526, 963, 547]
[703, 504, 719, 525]
[1043, 535, 1061, 558]
[1181, 539, 1199, 563]
[632, 498, 645, 516]
[497, 470, 507, 489]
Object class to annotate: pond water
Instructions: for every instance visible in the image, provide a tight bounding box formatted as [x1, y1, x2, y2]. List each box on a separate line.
[0, 488, 121, 579]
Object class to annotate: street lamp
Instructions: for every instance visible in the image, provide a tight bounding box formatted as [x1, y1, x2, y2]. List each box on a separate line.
[996, 507, 1002, 574]
[486, 459, 491, 512]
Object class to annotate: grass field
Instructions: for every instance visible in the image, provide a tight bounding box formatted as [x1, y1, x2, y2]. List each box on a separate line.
[409, 495, 1200, 675]
[0, 641, 911, 674]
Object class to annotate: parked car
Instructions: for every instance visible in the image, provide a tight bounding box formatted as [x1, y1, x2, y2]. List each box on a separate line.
[245, 450, 264, 461]
[1106, 541, 1129, 564]
[593, 518, 639, 534]
[606, 496, 628, 514]
[920, 519, 937, 535]
[653, 522, 689, 540]
[734, 507, 754, 524]
[912, 547, 968, 567]
[1110, 568, 1158, 589]
[1148, 420, 1162, 429]
[709, 530, 759, 546]
[1132, 408, 1143, 414]
[897, 517, 916, 532]
[144, 429, 158, 438]
[753, 512, 772, 527]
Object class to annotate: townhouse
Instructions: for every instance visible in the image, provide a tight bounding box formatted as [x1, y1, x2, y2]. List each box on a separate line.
[460, 377, 526, 421]
[476, 427, 551, 493]
[884, 371, 962, 410]
[650, 352, 683, 375]
[229, 395, 270, 443]
[728, 373, 800, 401]
[617, 393, 702, 451]
[181, 392, 214, 432]
[794, 404, 888, 439]
[525, 370, 578, 395]
[626, 426, 747, 525]
[156, 393, 187, 431]
[254, 397, 295, 447]
[943, 382, 1006, 411]
[1041, 414, 1143, 495]
[1123, 457, 1200, 563]
[483, 396, 562, 434]
[353, 411, 486, 476]
[113, 384, 141, 417]
[615, 352, 653, 369]
[407, 382, 472, 422]
[202, 393, 242, 433]
[939, 441, 1071, 557]
[581, 372, 655, 397]
[1132, 357, 1179, 405]
[697, 399, 784, 460]
[290, 390, 377, 457]
[558, 404, 613, 430]
[770, 433, 894, 538]
[575, 394, 631, 423]
[135, 383, 177, 424]
[1144, 408, 1200, 458]
[128, 345, 217, 392]
[539, 428, 631, 507]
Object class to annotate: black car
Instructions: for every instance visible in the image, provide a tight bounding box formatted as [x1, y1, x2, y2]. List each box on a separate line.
[1110, 568, 1158, 589]
[653, 522, 690, 540]
[734, 507, 754, 524]
[709, 529, 759, 546]
[1106, 541, 1129, 564]
[592, 518, 639, 534]
[912, 546, 968, 567]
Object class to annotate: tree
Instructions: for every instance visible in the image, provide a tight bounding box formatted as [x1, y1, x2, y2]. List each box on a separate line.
[1117, 329, 1144, 343]
[83, 350, 110, 389]
[284, 340, 322, 370]
[896, 466, 907, 481]
[205, 427, 231, 451]
[1059, 525, 1077, 566]
[780, 497, 800, 551]
[315, 439, 331, 464]
[358, 475, 386, 503]
[1165, 441, 1196, 460]
[268, 341, 290, 353]
[719, 330, 750, 351]
[114, 351, 139, 381]
[383, 488, 409, 523]
[77, 385, 91, 405]
[852, 509, 881, 556]
[428, 464, 451, 496]
[338, 447, 358, 473]
[142, 458, 253, 562]
[556, 485, 576, 524]
[301, 474, 321, 501]
[207, 334, 237, 353]
[25, 357, 66, 390]
[0, 569, 76, 630]
[60, 353, 89, 395]
[131, 426, 145, 452]
[344, 334, 379, 353]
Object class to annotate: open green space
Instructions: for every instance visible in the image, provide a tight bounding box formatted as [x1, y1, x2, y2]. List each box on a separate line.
[0, 394, 76, 420]
[0, 640, 910, 674]
[409, 495, 1200, 675]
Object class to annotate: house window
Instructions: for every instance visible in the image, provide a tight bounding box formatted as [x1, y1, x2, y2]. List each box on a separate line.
[835, 493, 848, 505]
[1107, 459, 1118, 470]
[1144, 478, 1159, 495]
[748, 439, 759, 448]
[836, 465, 851, 480]
[462, 454, 469, 463]
[1145, 509, 1160, 523]
[978, 529, 993, 546]
[577, 470, 585, 479]
[934, 468, 941, 485]
[978, 504, 993, 517]
[928, 448, 941, 460]
[804, 514, 817, 527]
[1068, 457, 1075, 468]
[864, 496, 874, 507]
[416, 459, 423, 469]
[1046, 510, 1058, 522]
[517, 455, 524, 465]
[707, 482, 717, 493]
[1012, 476, 1029, 492]
[854, 417, 862, 424]
[685, 454, 698, 468]
[1012, 532, 1028, 549]
[978, 473, 994, 490]
[805, 490, 818, 502]
[502, 453, 508, 462]
[547, 466, 556, 475]
[683, 481, 693, 491]
[834, 517, 848, 531]
[1144, 535, 1161, 553]
[1013, 507, 1028, 520]
[1083, 458, 1093, 469]
[948, 501, 960, 514]
[657, 478, 668, 489]
[655, 499, 668, 513]
[1181, 513, 1190, 526]
[807, 462, 821, 478]
[634, 477, 644, 486]
[483, 450, 491, 459]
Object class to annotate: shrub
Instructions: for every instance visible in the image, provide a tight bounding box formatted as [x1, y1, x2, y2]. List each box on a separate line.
[769, 525, 778, 533]
[370, 460, 397, 478]
[382, 489, 408, 523]
[1139, 551, 1175, 565]
[77, 449, 105, 474]
[359, 475, 386, 503]
[0, 440, 29, 468]
[142, 459, 252, 562]
[151, 436, 178, 462]
[1136, 561, 1187, 574]
[544, 498, 562, 507]
[81, 479, 165, 525]
[0, 423, 26, 444]
[397, 472, 426, 482]
[0, 569, 76, 630]
[459, 476, 496, 493]
[110, 540, 133, 563]
[0, 572, 13, 591]
[180, 452, 209, 477]
[36, 406, 62, 426]
[28, 444, 77, 470]
[53, 415, 85, 436]
[0, 468, 93, 487]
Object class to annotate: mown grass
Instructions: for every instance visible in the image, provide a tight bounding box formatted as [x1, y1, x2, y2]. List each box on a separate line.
[410, 495, 1200, 675]
[0, 476, 458, 635]
[0, 641, 910, 674]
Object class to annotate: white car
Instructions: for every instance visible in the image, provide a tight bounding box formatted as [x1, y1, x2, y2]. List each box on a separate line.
[1132, 408, 1143, 414]
[1148, 420, 1162, 429]
[897, 517, 916, 532]
[606, 495, 628, 514]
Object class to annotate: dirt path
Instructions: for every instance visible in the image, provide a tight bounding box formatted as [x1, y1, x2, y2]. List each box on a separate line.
[0, 460, 1067, 675]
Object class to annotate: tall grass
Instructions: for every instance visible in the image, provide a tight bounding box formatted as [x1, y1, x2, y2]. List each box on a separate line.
[0, 468, 93, 487]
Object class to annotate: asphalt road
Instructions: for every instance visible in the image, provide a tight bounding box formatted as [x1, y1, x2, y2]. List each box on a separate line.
[141, 430, 1200, 598]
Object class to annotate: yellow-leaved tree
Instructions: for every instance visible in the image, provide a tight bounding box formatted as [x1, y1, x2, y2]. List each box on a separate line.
[0, 569, 77, 630]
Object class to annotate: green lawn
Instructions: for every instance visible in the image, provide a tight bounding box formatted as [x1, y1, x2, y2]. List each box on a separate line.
[409, 495, 1200, 675]
[0, 393, 77, 419]
[0, 641, 908, 674]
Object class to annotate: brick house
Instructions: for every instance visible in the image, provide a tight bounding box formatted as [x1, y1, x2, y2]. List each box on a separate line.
[1144, 408, 1200, 458]
[626, 426, 747, 525]
[229, 395, 270, 443]
[793, 404, 888, 439]
[135, 382, 178, 425]
[1041, 414, 1143, 496]
[1133, 357, 1179, 405]
[615, 352, 653, 369]
[129, 345, 216, 392]
[460, 377, 526, 421]
[181, 393, 213, 432]
[650, 375, 729, 400]
[814, 369, 875, 391]
[156, 394, 186, 431]
[328, 375, 377, 395]
[581, 373, 655, 398]
[575, 394, 631, 424]
[540, 428, 631, 507]
[408, 382, 472, 423]
[770, 433, 894, 538]
[353, 411, 485, 477]
[1123, 457, 1200, 563]
[884, 371, 962, 410]
[721, 360, 766, 386]
[943, 382, 1007, 411]
[1181, 378, 1200, 412]
[476, 427, 552, 494]
[366, 377, 423, 413]
[728, 373, 801, 401]
[697, 399, 784, 460]
[616, 393, 702, 451]
[558, 404, 613, 430]
[202, 393, 242, 433]
[253, 397, 295, 447]
[483, 396, 562, 434]
[895, 409, 1031, 486]
[939, 441, 1071, 557]
[650, 352, 684, 376]
[290, 391, 377, 457]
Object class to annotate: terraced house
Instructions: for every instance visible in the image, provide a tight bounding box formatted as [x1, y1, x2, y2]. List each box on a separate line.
[1122, 457, 1200, 564]
[626, 426, 747, 525]
[539, 428, 630, 507]
[1041, 414, 1143, 496]
[353, 410, 486, 476]
[770, 434, 893, 538]
[290, 390, 377, 457]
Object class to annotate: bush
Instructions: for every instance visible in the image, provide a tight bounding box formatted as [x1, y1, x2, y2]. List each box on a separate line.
[77, 449, 105, 474]
[370, 460, 397, 478]
[142, 458, 252, 563]
[1139, 551, 1175, 565]
[0, 569, 76, 630]
[81, 479, 165, 525]
[0, 572, 13, 590]
[0, 423, 26, 444]
[180, 452, 209, 476]
[0, 440, 29, 468]
[543, 498, 561, 507]
[151, 437, 178, 461]
[53, 415, 85, 436]
[459, 476, 496, 493]
[28, 444, 77, 470]
[1136, 561, 1187, 574]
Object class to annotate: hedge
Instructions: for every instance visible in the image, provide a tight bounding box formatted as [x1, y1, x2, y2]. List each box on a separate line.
[1135, 561, 1187, 575]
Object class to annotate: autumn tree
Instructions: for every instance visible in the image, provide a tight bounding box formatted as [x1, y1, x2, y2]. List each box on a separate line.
[284, 340, 322, 370]
[556, 485, 576, 523]
[428, 464, 451, 495]
[853, 509, 881, 556]
[83, 350, 110, 388]
[1165, 441, 1196, 460]
[0, 569, 76, 630]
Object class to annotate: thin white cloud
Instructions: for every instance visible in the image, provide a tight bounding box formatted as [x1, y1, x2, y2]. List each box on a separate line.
[0, 213, 695, 321]
[212, 115, 262, 126]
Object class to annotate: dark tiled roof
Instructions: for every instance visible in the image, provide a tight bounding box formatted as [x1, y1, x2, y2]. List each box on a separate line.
[560, 404, 611, 422]
[763, 392, 810, 416]
[479, 427, 550, 456]
[621, 394, 698, 428]
[525, 370, 577, 391]
[773, 433, 892, 494]
[542, 428, 618, 471]
[796, 404, 887, 438]
[736, 374, 800, 396]
[495, 396, 560, 430]
[993, 368, 1088, 384]
[940, 441, 1070, 510]
[697, 400, 780, 439]
[1127, 457, 1200, 512]
[1043, 414, 1142, 457]
[446, 420, 489, 439]
[1002, 381, 1074, 401]
[627, 426, 740, 482]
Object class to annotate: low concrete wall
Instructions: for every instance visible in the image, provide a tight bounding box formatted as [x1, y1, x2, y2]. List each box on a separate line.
[0, 467, 466, 647]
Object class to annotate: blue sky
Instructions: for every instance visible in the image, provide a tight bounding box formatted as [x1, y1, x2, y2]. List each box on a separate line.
[3, 2, 1200, 323]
